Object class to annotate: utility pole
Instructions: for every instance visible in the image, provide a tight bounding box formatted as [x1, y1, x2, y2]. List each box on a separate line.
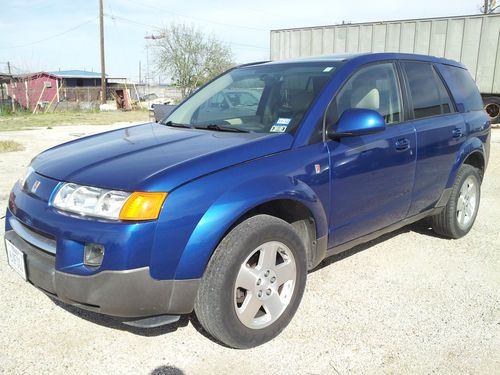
[7, 61, 15, 112]
[144, 34, 165, 94]
[99, 0, 106, 104]
[139, 61, 142, 83]
[484, 0, 489, 13]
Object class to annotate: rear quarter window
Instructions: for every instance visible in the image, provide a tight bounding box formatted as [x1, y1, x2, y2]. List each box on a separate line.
[402, 61, 454, 119]
[439, 65, 484, 112]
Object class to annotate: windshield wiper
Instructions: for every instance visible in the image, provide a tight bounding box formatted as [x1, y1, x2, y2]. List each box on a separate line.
[195, 124, 250, 133]
[162, 121, 192, 129]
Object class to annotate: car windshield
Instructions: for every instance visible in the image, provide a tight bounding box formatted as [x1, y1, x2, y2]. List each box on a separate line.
[162, 62, 341, 134]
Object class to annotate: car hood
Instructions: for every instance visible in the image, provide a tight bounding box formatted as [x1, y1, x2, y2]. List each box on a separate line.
[32, 123, 293, 192]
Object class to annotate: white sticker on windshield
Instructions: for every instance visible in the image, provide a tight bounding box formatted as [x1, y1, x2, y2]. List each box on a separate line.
[270, 118, 291, 133]
[323, 67, 334, 72]
[276, 118, 291, 125]
[270, 125, 288, 133]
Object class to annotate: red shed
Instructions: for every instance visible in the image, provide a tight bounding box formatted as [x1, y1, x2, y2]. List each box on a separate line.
[8, 72, 59, 111]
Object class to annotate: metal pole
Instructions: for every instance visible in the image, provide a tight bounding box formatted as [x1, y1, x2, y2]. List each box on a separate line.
[146, 43, 149, 95]
[99, 0, 106, 104]
[7, 61, 15, 112]
[484, 0, 489, 14]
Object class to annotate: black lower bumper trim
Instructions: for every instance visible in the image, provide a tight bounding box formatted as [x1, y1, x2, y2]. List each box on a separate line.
[5, 230, 200, 318]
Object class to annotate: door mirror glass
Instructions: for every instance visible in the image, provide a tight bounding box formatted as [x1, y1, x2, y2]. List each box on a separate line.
[328, 108, 385, 138]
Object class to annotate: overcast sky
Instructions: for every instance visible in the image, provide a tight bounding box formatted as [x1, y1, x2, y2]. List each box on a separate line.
[0, 0, 485, 82]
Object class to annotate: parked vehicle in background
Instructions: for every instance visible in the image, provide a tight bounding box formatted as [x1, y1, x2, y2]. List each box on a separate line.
[195, 89, 261, 123]
[153, 104, 177, 122]
[138, 93, 174, 111]
[5, 53, 490, 349]
[270, 13, 500, 124]
[153, 89, 262, 122]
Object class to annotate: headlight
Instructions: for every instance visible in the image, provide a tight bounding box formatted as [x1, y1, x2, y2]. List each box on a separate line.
[52, 183, 167, 221]
[19, 166, 34, 189]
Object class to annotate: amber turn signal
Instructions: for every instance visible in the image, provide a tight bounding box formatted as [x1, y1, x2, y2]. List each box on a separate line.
[119, 192, 167, 221]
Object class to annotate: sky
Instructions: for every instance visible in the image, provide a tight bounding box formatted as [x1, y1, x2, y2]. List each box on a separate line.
[0, 0, 486, 82]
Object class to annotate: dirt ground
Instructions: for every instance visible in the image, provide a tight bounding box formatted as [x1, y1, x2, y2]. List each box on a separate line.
[0, 124, 498, 375]
[0, 110, 150, 132]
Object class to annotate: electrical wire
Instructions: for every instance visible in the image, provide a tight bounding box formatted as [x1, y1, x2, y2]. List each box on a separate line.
[0, 18, 98, 50]
[106, 14, 269, 51]
[121, 0, 268, 32]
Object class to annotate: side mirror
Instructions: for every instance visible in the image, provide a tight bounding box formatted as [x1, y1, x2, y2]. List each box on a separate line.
[328, 108, 386, 138]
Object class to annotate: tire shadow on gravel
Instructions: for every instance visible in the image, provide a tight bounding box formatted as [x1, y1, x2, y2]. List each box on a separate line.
[312, 220, 441, 272]
[150, 365, 185, 375]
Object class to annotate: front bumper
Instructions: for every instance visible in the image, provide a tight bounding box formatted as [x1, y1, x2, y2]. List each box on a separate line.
[5, 230, 199, 318]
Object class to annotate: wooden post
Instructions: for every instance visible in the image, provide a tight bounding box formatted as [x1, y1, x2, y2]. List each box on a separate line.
[99, 0, 106, 104]
[33, 84, 46, 114]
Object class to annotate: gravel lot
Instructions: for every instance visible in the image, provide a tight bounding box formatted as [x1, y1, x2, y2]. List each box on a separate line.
[0, 124, 498, 374]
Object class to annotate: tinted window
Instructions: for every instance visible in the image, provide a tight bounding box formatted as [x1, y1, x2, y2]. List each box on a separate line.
[166, 62, 339, 133]
[329, 63, 401, 124]
[402, 62, 454, 119]
[442, 65, 483, 112]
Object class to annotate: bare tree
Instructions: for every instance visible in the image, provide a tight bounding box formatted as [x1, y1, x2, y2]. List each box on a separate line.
[155, 24, 234, 98]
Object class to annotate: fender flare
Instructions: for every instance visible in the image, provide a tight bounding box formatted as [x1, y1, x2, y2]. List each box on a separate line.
[173, 175, 328, 279]
[446, 137, 485, 189]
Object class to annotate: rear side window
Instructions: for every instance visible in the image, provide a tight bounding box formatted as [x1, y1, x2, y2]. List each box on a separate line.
[441, 65, 483, 112]
[402, 62, 454, 119]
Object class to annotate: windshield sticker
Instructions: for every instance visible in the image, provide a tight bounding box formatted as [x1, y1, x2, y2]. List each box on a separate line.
[270, 118, 291, 133]
[270, 125, 288, 133]
[323, 67, 334, 72]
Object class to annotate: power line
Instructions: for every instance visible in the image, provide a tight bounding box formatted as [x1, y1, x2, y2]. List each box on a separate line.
[120, 0, 268, 32]
[0, 18, 98, 50]
[105, 14, 269, 50]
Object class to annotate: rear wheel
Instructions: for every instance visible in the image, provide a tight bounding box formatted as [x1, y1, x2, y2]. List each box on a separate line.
[484, 97, 500, 125]
[194, 214, 307, 349]
[431, 164, 481, 239]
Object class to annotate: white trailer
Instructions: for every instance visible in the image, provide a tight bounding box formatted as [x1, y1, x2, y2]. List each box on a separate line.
[270, 13, 500, 123]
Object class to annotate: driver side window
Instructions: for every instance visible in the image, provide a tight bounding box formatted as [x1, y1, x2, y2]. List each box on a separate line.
[328, 63, 402, 126]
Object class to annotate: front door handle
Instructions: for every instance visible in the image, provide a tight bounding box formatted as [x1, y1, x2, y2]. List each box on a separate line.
[395, 138, 410, 151]
[452, 128, 463, 138]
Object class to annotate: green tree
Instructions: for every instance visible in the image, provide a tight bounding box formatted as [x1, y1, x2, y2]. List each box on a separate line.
[155, 24, 234, 98]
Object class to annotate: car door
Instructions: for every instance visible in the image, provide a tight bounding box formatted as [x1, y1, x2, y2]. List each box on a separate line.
[399, 61, 467, 216]
[326, 62, 417, 248]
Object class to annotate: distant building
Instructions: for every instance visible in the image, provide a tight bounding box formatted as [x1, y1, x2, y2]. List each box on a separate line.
[0, 73, 13, 113]
[6, 70, 125, 111]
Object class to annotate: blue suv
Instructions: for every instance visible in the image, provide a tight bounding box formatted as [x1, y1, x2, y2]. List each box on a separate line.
[4, 53, 490, 348]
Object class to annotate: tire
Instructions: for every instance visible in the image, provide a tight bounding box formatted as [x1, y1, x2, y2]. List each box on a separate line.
[431, 164, 481, 239]
[483, 96, 500, 125]
[194, 214, 307, 349]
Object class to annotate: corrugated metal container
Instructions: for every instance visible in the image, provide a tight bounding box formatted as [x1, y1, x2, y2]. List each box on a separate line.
[270, 13, 500, 95]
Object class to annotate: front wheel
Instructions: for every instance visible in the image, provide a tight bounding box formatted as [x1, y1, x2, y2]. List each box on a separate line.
[431, 164, 481, 239]
[194, 214, 307, 349]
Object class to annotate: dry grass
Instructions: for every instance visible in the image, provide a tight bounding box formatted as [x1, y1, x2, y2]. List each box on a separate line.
[0, 140, 24, 153]
[0, 110, 150, 132]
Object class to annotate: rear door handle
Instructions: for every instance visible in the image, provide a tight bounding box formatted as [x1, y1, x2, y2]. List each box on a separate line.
[395, 138, 410, 151]
[452, 128, 463, 138]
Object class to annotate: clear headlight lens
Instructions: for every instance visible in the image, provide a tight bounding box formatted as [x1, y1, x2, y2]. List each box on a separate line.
[19, 166, 34, 189]
[53, 183, 131, 220]
[52, 182, 167, 221]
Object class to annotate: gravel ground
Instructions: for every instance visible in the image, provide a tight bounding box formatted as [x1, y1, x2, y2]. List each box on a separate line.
[0, 124, 498, 375]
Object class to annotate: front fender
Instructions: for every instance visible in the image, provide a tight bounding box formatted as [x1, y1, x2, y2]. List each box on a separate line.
[446, 137, 485, 188]
[173, 175, 328, 279]
[149, 142, 330, 280]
